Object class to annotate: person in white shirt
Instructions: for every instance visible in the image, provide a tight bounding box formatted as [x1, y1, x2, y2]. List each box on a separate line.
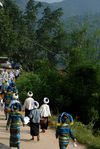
[23, 91, 34, 117]
[40, 97, 51, 133]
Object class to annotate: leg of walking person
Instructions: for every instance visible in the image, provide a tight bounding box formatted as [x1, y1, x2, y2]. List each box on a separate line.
[17, 145, 20, 149]
[60, 145, 68, 149]
[37, 135, 40, 141]
[31, 136, 34, 140]
[59, 141, 68, 149]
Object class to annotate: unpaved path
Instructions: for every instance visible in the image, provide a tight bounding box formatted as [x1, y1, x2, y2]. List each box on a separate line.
[0, 111, 87, 149]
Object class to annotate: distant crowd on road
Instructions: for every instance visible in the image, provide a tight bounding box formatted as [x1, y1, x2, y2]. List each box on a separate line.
[0, 69, 20, 117]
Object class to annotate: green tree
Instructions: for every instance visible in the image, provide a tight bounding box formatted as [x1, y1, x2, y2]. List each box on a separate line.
[68, 64, 99, 124]
[11, 0, 42, 70]
[0, 0, 24, 56]
[0, 7, 15, 55]
[24, 0, 41, 37]
[36, 7, 64, 62]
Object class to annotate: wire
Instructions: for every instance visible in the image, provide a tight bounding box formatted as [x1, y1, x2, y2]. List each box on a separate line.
[32, 41, 67, 61]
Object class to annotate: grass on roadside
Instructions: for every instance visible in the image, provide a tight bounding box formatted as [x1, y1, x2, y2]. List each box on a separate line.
[72, 122, 100, 149]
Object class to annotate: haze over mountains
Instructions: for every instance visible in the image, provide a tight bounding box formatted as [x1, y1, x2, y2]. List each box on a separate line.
[15, 0, 100, 17]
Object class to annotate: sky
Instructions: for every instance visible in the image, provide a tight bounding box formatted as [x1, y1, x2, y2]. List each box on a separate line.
[36, 0, 63, 3]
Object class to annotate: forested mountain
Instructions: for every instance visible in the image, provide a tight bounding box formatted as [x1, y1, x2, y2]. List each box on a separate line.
[15, 0, 100, 30]
[15, 0, 100, 17]
[14, 0, 28, 9]
[0, 0, 100, 126]
[48, 0, 100, 16]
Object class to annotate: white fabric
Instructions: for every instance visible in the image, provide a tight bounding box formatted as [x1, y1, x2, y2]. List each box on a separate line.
[9, 71, 15, 80]
[24, 116, 30, 124]
[15, 69, 20, 77]
[0, 99, 4, 111]
[43, 97, 49, 104]
[0, 2, 3, 7]
[34, 101, 39, 109]
[27, 91, 33, 97]
[23, 97, 34, 110]
[73, 142, 77, 147]
[39, 104, 51, 117]
[13, 93, 19, 100]
[9, 100, 20, 108]
[2, 71, 8, 81]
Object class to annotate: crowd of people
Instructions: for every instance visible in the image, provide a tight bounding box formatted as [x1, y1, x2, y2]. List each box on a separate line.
[6, 93, 51, 149]
[0, 69, 20, 118]
[0, 68, 77, 149]
[23, 92, 51, 141]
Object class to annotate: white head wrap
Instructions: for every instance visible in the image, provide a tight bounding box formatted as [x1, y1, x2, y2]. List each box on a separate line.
[27, 91, 33, 97]
[43, 97, 49, 104]
[0, 2, 3, 7]
[34, 101, 39, 109]
[13, 93, 19, 100]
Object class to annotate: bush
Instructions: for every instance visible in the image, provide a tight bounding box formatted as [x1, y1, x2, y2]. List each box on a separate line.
[71, 121, 100, 149]
[49, 116, 100, 149]
[16, 71, 42, 103]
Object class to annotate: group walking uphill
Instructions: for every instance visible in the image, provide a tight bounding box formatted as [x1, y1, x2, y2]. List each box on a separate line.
[6, 91, 52, 149]
[0, 68, 78, 149]
[22, 92, 51, 140]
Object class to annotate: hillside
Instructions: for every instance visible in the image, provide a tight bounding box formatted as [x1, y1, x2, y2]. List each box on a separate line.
[49, 0, 100, 16]
[15, 0, 100, 17]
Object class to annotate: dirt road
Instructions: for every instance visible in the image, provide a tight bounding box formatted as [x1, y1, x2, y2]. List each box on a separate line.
[0, 111, 87, 149]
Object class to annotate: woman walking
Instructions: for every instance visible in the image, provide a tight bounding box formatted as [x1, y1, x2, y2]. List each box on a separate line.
[6, 103, 25, 149]
[29, 101, 41, 141]
[56, 113, 77, 149]
[40, 97, 51, 133]
[23, 91, 34, 117]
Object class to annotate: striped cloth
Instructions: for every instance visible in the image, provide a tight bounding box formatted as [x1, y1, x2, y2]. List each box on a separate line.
[56, 123, 75, 149]
[7, 111, 24, 148]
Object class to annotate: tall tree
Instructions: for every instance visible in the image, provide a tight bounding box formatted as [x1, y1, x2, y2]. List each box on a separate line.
[24, 0, 41, 37]
[0, 5, 15, 55]
[36, 7, 64, 62]
[0, 0, 24, 55]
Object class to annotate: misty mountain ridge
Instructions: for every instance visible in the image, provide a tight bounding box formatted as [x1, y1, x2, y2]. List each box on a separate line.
[15, 0, 100, 34]
[15, 0, 100, 17]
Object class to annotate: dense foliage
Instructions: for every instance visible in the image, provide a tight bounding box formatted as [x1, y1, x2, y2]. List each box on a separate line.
[0, 0, 100, 127]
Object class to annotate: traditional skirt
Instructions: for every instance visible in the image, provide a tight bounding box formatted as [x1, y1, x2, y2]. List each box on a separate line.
[25, 109, 31, 117]
[59, 142, 68, 149]
[30, 123, 39, 136]
[10, 126, 20, 147]
[40, 117, 48, 130]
